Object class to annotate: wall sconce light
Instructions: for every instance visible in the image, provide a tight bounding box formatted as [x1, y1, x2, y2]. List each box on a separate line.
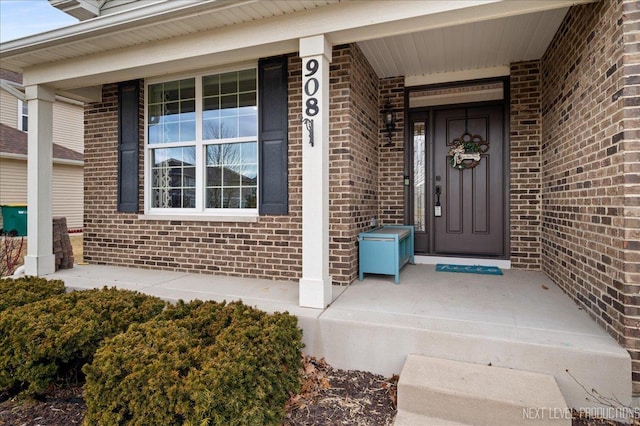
[383, 101, 395, 147]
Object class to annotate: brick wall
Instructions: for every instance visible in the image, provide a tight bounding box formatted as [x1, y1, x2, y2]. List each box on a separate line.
[329, 45, 379, 283]
[541, 0, 640, 392]
[378, 77, 405, 225]
[510, 61, 542, 269]
[84, 46, 378, 285]
[621, 0, 640, 394]
[85, 66, 304, 282]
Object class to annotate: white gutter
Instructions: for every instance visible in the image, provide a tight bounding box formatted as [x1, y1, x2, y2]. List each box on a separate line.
[0, 0, 253, 56]
[0, 152, 84, 166]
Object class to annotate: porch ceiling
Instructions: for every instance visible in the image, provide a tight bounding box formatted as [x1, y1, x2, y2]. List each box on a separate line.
[0, 0, 595, 94]
[358, 7, 569, 83]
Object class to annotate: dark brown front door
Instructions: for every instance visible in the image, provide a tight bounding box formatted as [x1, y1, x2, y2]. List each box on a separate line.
[432, 104, 504, 256]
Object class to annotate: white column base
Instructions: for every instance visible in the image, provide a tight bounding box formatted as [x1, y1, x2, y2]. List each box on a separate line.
[24, 254, 56, 276]
[299, 277, 333, 309]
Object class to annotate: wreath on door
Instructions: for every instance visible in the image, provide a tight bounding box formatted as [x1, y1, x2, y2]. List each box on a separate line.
[447, 132, 488, 170]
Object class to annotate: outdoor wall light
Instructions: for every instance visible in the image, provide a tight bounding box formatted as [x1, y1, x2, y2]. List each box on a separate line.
[383, 101, 395, 147]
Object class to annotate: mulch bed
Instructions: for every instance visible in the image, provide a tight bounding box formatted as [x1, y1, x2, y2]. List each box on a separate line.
[0, 355, 635, 426]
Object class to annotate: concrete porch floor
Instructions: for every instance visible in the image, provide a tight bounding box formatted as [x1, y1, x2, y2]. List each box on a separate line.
[51, 263, 631, 411]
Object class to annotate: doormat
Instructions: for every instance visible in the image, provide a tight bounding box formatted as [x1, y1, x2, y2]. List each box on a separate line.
[436, 264, 503, 275]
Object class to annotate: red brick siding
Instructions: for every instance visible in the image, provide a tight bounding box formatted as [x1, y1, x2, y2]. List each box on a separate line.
[541, 0, 640, 392]
[510, 61, 542, 269]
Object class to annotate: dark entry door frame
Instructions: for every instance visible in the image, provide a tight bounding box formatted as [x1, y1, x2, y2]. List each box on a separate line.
[403, 78, 511, 259]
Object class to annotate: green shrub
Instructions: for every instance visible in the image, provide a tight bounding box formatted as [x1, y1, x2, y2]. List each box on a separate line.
[0, 287, 166, 396]
[83, 300, 304, 426]
[0, 276, 65, 312]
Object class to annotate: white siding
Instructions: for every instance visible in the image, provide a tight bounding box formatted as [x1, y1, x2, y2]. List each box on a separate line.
[101, 0, 149, 16]
[53, 101, 84, 153]
[52, 163, 83, 231]
[0, 90, 19, 128]
[0, 158, 83, 232]
[0, 158, 27, 231]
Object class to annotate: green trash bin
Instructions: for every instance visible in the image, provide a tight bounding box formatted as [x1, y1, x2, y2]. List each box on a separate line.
[1, 205, 27, 237]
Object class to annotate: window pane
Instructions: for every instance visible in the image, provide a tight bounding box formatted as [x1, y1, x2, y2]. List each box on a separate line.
[151, 147, 195, 209]
[241, 187, 257, 208]
[206, 188, 222, 208]
[413, 122, 426, 232]
[220, 72, 237, 94]
[220, 94, 238, 112]
[238, 114, 257, 137]
[147, 78, 196, 144]
[202, 69, 256, 142]
[220, 117, 238, 138]
[238, 69, 256, 92]
[238, 92, 255, 108]
[222, 188, 241, 208]
[207, 166, 222, 186]
[205, 141, 257, 209]
[225, 166, 241, 186]
[203, 74, 219, 97]
[203, 119, 220, 140]
[241, 165, 257, 185]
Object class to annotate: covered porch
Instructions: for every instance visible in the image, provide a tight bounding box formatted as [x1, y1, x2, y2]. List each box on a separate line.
[52, 262, 630, 411]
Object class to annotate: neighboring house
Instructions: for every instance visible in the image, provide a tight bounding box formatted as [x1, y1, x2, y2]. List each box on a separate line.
[0, 0, 638, 397]
[0, 69, 84, 232]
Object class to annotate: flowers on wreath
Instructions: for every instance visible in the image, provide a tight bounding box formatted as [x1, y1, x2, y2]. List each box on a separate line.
[447, 132, 484, 170]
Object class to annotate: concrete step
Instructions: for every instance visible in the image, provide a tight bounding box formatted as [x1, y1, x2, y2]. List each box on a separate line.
[397, 354, 571, 426]
[394, 410, 471, 425]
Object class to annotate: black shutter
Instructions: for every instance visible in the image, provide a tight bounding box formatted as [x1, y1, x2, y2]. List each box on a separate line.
[258, 57, 288, 215]
[117, 81, 140, 213]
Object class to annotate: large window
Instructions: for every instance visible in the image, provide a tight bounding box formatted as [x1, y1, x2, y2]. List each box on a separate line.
[146, 68, 258, 213]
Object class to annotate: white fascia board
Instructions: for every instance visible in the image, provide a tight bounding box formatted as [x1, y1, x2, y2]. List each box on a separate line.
[1, 0, 246, 54]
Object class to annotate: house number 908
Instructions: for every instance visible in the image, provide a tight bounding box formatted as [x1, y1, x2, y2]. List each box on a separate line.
[304, 59, 319, 116]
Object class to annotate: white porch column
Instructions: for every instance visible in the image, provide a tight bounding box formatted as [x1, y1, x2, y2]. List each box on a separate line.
[299, 35, 332, 308]
[23, 85, 56, 276]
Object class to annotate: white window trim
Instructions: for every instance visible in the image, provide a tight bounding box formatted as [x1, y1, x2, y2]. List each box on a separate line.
[143, 65, 259, 219]
[17, 99, 27, 131]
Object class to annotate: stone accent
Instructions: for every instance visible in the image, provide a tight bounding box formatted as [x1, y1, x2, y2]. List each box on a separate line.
[53, 217, 73, 270]
[509, 62, 542, 270]
[541, 0, 640, 393]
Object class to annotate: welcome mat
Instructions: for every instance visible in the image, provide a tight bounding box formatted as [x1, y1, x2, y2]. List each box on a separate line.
[436, 264, 503, 275]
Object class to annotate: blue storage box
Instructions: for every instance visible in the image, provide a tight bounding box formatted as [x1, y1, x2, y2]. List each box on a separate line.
[358, 225, 414, 284]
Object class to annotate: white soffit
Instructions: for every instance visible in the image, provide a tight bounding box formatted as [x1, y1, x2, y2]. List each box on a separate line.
[359, 7, 569, 81]
[0, 0, 594, 90]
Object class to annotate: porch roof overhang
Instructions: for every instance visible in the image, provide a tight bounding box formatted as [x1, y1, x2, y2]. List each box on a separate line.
[0, 0, 596, 101]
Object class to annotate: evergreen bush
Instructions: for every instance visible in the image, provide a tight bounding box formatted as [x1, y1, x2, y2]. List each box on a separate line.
[83, 300, 303, 426]
[0, 287, 166, 396]
[0, 276, 65, 312]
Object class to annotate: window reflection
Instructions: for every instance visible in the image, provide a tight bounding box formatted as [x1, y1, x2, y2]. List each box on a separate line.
[414, 122, 425, 232]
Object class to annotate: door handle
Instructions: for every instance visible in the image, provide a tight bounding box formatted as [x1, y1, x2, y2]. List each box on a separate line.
[435, 186, 442, 217]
